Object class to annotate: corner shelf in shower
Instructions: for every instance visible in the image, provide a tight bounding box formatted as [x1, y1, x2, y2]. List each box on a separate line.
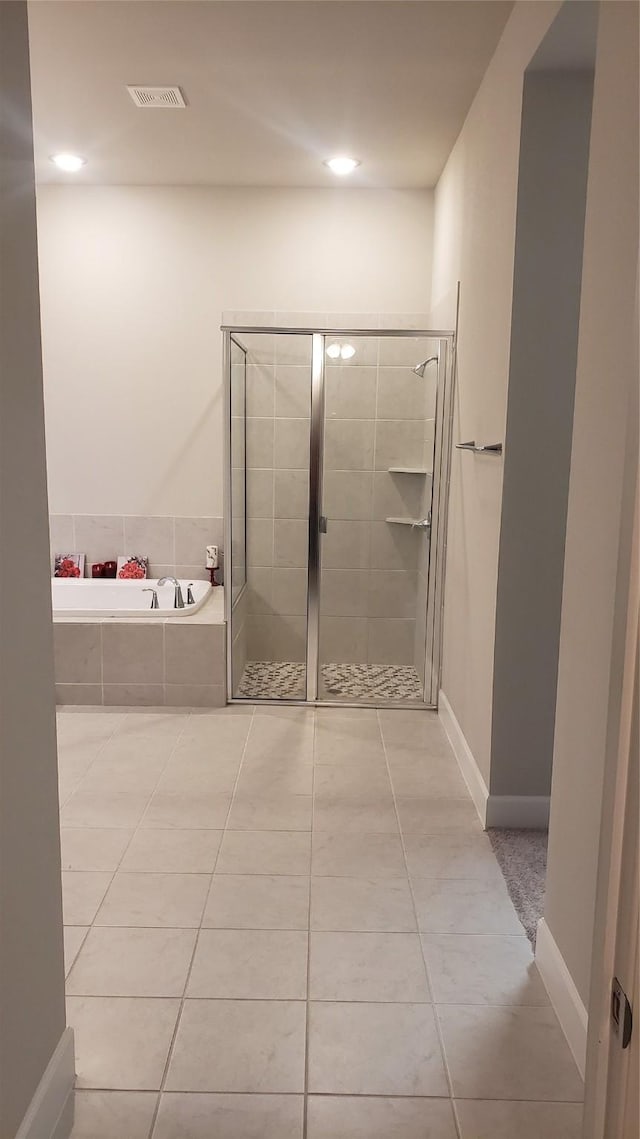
[388, 466, 432, 475]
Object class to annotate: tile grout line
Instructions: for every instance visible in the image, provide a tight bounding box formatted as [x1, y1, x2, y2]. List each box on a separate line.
[161, 623, 166, 709]
[271, 384, 276, 582]
[302, 707, 316, 1139]
[58, 710, 125, 809]
[99, 622, 104, 706]
[376, 708, 462, 1139]
[66, 715, 191, 971]
[63, 710, 193, 1137]
[96, 718, 191, 834]
[379, 722, 566, 1113]
[148, 704, 257, 1137]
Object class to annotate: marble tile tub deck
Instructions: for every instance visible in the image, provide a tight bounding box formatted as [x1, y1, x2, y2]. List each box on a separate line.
[59, 705, 583, 1138]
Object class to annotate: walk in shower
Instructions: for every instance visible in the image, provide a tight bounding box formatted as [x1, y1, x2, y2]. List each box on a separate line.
[223, 325, 454, 707]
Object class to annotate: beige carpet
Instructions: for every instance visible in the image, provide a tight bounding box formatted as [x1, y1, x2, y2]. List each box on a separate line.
[488, 828, 548, 946]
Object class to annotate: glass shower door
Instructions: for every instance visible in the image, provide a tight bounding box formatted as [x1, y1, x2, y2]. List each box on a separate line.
[225, 325, 452, 706]
[317, 333, 441, 703]
[229, 338, 247, 608]
[229, 331, 313, 700]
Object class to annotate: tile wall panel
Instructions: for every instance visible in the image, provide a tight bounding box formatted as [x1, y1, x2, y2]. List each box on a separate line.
[50, 515, 223, 581]
[244, 334, 312, 671]
[319, 338, 437, 671]
[54, 619, 226, 707]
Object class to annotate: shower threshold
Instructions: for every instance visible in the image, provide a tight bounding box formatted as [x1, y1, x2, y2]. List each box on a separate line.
[236, 661, 424, 702]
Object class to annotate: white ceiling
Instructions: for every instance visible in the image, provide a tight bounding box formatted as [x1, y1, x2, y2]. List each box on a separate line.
[28, 0, 513, 188]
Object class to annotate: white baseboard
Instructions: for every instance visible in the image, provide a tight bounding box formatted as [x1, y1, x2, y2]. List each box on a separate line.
[439, 692, 551, 829]
[535, 918, 588, 1078]
[16, 1027, 75, 1139]
[439, 690, 489, 826]
[485, 794, 550, 828]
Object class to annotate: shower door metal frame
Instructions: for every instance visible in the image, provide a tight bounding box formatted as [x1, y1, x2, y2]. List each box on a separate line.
[306, 333, 325, 701]
[226, 334, 248, 604]
[222, 325, 456, 709]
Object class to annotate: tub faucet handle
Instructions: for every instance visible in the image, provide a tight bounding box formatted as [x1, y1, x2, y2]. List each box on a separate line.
[186, 583, 195, 605]
[142, 588, 159, 609]
[157, 576, 185, 608]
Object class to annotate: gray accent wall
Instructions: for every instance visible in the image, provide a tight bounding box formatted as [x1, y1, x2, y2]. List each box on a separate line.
[491, 69, 595, 798]
[0, 4, 68, 1134]
[431, 0, 566, 787]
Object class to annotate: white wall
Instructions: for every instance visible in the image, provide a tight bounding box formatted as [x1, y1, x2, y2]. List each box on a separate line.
[0, 4, 71, 1136]
[37, 186, 434, 519]
[433, 0, 638, 1029]
[544, 0, 639, 1008]
[430, 0, 562, 783]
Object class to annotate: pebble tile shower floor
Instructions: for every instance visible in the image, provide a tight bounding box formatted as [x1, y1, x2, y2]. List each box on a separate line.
[58, 706, 584, 1138]
[236, 661, 425, 701]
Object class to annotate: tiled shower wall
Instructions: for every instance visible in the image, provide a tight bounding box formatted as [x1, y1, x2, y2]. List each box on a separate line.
[320, 334, 435, 668]
[242, 330, 437, 669]
[414, 486, 434, 684]
[49, 515, 223, 580]
[244, 333, 311, 664]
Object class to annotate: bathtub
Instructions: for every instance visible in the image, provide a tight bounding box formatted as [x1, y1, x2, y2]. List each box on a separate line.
[52, 577, 212, 618]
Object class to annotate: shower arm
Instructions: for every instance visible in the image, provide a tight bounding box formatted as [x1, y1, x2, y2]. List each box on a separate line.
[412, 355, 439, 378]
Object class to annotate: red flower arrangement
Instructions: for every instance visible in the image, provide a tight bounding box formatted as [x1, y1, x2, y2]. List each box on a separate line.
[54, 554, 84, 578]
[117, 555, 147, 580]
[58, 557, 80, 578]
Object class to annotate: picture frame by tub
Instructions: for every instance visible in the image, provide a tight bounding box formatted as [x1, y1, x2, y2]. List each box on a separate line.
[54, 553, 85, 578]
[116, 554, 148, 580]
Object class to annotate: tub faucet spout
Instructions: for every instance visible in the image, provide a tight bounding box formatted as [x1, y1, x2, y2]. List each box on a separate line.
[158, 576, 185, 608]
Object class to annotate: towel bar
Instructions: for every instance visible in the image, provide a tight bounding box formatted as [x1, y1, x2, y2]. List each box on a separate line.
[456, 441, 503, 455]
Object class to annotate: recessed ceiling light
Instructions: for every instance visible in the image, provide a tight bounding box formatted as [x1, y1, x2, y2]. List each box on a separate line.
[324, 156, 360, 176]
[326, 342, 342, 359]
[340, 343, 356, 360]
[50, 153, 87, 172]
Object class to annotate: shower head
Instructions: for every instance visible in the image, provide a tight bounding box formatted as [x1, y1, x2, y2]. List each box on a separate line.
[412, 356, 438, 378]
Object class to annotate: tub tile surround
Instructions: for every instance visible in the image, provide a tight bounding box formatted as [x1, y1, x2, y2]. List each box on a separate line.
[60, 705, 583, 1136]
[54, 592, 226, 708]
[49, 514, 223, 580]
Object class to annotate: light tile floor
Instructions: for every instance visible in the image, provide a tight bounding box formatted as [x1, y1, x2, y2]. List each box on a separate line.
[58, 705, 584, 1138]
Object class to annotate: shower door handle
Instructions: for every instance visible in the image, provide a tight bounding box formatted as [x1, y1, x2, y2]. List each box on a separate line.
[319, 516, 328, 534]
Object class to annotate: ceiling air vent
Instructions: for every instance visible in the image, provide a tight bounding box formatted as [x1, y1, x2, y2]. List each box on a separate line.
[126, 85, 186, 109]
